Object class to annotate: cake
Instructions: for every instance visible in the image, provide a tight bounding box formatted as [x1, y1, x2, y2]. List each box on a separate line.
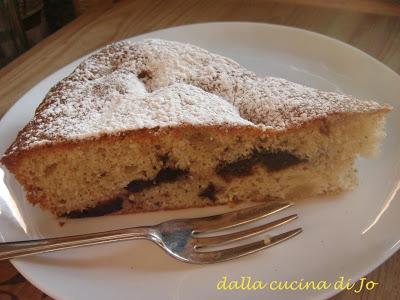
[0, 39, 391, 218]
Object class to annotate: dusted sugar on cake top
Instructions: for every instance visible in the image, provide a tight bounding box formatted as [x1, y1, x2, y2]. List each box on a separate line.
[0, 39, 392, 217]
[4, 39, 387, 151]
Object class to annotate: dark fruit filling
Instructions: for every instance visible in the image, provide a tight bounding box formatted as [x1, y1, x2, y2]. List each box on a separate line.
[199, 183, 217, 201]
[126, 167, 189, 193]
[64, 150, 303, 217]
[216, 149, 305, 179]
[216, 157, 254, 178]
[64, 197, 123, 218]
[258, 150, 306, 171]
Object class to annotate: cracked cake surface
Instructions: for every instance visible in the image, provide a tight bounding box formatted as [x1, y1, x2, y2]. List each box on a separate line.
[4, 39, 390, 155]
[0, 39, 392, 217]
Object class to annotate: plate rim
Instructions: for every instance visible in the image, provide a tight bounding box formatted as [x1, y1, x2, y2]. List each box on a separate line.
[1, 21, 399, 300]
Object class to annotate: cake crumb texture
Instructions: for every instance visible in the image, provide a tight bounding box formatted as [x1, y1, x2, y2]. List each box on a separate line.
[0, 39, 391, 217]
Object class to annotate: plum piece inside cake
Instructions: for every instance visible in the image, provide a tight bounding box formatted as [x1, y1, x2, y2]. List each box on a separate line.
[0, 39, 391, 217]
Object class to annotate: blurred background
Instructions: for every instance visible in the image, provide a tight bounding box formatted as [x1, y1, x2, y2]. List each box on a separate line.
[0, 0, 114, 67]
[1, 0, 399, 68]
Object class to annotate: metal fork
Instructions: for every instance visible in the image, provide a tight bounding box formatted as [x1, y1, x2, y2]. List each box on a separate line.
[0, 202, 302, 263]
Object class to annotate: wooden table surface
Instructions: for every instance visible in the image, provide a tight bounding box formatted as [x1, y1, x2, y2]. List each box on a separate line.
[0, 0, 399, 299]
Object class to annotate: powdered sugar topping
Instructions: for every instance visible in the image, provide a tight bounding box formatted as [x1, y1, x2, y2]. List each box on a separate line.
[6, 39, 388, 153]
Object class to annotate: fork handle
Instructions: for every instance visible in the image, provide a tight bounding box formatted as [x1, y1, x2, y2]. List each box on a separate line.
[0, 226, 158, 261]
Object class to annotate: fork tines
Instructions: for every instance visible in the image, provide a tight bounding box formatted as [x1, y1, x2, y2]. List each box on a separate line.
[189, 202, 302, 263]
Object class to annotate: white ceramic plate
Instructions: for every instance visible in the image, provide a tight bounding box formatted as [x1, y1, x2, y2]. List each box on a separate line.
[0, 22, 399, 300]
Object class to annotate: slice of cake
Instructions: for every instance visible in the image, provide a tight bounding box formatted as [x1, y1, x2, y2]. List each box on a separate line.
[1, 39, 391, 218]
